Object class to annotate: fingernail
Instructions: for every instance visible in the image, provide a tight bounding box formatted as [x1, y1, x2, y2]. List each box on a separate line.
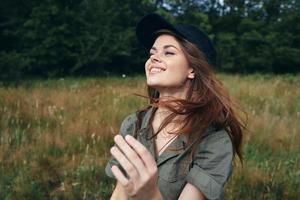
[110, 146, 116, 153]
[111, 165, 118, 171]
[125, 135, 131, 141]
[114, 135, 121, 141]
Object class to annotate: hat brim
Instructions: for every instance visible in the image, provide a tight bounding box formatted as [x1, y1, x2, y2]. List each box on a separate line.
[136, 13, 183, 49]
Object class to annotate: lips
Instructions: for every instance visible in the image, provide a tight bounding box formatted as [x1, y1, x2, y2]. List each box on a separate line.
[149, 66, 166, 74]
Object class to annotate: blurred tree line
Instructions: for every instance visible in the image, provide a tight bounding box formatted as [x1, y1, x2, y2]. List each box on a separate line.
[0, 0, 299, 79]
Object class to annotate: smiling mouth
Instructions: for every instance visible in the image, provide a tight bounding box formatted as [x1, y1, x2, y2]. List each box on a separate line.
[149, 67, 166, 74]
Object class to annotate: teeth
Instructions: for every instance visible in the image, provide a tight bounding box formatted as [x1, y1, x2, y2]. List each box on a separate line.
[150, 67, 164, 73]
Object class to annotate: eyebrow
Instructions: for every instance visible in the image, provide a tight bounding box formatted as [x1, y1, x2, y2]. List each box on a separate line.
[150, 45, 179, 51]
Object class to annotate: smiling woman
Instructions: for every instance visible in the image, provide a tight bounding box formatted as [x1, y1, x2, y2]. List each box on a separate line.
[105, 13, 245, 200]
[145, 34, 194, 99]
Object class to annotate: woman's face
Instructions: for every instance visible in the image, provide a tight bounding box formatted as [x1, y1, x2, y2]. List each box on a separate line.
[145, 34, 194, 97]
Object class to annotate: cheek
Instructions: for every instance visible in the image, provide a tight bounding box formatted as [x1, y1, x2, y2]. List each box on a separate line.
[170, 59, 189, 74]
[145, 59, 151, 73]
[145, 59, 150, 68]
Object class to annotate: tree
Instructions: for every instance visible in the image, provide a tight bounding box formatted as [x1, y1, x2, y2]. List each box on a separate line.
[0, 0, 155, 78]
[1, 0, 299, 78]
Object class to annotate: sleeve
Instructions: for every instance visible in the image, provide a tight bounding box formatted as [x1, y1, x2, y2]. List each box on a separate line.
[105, 113, 137, 179]
[185, 129, 234, 200]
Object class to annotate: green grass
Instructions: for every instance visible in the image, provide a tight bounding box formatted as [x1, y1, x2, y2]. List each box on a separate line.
[0, 74, 299, 199]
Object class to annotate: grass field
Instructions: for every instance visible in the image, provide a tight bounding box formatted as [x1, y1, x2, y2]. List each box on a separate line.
[0, 74, 299, 199]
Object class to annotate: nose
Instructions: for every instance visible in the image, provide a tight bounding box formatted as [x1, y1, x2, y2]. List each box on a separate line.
[150, 53, 161, 63]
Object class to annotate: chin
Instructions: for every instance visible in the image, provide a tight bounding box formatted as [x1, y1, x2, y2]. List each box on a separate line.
[147, 81, 162, 89]
[147, 82, 160, 88]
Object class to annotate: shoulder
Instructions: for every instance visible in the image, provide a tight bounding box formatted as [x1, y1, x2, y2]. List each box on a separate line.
[119, 106, 152, 136]
[119, 112, 138, 136]
[196, 128, 234, 165]
[201, 127, 232, 147]
[121, 112, 138, 126]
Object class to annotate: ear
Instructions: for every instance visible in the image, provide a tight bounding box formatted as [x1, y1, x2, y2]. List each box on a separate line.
[187, 68, 195, 79]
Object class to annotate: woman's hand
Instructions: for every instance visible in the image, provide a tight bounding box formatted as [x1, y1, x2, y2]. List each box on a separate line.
[110, 134, 162, 200]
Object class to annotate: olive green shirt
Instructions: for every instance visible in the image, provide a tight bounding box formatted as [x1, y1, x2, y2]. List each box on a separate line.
[105, 107, 234, 200]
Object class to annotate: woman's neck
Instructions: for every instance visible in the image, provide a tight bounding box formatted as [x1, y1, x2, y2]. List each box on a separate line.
[156, 80, 191, 100]
[152, 106, 185, 138]
[155, 107, 171, 121]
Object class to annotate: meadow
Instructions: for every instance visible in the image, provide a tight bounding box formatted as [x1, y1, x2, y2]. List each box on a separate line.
[0, 74, 299, 199]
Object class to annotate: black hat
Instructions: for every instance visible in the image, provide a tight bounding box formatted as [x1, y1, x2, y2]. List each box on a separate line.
[136, 13, 217, 67]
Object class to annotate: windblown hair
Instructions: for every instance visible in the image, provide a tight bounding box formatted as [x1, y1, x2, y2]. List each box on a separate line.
[134, 29, 246, 162]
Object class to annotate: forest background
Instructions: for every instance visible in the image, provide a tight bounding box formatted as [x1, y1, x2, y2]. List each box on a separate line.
[1, 0, 299, 79]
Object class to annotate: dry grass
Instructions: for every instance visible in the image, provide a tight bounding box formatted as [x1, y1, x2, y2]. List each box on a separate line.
[0, 74, 299, 199]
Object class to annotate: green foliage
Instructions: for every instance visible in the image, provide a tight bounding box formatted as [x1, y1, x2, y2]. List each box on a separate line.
[0, 0, 299, 78]
[215, 32, 237, 71]
[0, 0, 155, 78]
[273, 47, 300, 73]
[0, 51, 29, 79]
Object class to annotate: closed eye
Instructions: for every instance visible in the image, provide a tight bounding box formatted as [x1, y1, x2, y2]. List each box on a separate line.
[165, 51, 175, 56]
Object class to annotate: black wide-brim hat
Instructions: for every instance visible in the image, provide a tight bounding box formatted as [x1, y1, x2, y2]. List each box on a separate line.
[136, 13, 217, 67]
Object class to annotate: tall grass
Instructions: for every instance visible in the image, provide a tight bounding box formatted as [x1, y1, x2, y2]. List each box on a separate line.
[0, 74, 299, 199]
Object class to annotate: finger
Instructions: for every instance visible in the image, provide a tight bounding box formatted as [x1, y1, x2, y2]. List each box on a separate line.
[114, 135, 148, 176]
[125, 135, 157, 171]
[110, 146, 139, 180]
[111, 165, 130, 186]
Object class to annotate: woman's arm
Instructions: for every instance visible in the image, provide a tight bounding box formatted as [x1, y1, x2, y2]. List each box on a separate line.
[110, 181, 128, 200]
[178, 183, 205, 200]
